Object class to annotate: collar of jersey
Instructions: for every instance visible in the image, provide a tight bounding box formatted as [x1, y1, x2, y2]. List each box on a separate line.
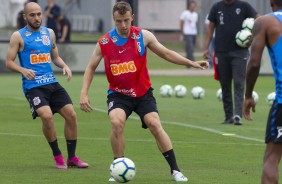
[109, 28, 128, 46]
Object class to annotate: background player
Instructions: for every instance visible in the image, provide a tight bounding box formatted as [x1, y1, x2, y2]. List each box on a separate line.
[6, 2, 88, 169]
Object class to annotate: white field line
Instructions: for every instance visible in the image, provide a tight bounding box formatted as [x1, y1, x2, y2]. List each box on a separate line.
[4, 97, 264, 144]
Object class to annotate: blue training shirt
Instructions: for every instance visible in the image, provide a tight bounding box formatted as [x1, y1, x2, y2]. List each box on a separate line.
[18, 26, 57, 93]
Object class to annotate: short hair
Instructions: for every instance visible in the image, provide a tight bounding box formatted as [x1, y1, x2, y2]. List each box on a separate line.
[273, 0, 282, 7]
[188, 0, 196, 8]
[112, 1, 132, 16]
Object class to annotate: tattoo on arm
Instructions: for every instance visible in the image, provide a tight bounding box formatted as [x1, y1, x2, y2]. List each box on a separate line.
[52, 42, 56, 49]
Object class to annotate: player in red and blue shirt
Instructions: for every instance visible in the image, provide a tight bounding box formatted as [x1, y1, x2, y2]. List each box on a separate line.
[80, 1, 209, 182]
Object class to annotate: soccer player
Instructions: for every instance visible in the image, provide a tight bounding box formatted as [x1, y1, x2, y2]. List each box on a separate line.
[80, 1, 209, 182]
[6, 2, 88, 169]
[243, 0, 282, 183]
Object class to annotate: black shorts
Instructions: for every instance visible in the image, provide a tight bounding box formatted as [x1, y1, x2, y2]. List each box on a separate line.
[107, 88, 158, 129]
[266, 100, 282, 143]
[25, 82, 72, 119]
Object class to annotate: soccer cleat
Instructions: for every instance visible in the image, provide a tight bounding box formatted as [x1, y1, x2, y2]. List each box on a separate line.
[172, 170, 188, 182]
[54, 154, 67, 169]
[221, 118, 234, 125]
[67, 156, 89, 168]
[108, 176, 116, 182]
[233, 115, 242, 126]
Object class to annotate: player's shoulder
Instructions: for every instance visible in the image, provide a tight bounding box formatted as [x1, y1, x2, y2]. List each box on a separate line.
[10, 30, 22, 41]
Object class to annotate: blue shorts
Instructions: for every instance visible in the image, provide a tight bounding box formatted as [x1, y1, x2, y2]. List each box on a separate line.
[25, 82, 72, 119]
[107, 88, 158, 129]
[266, 100, 282, 143]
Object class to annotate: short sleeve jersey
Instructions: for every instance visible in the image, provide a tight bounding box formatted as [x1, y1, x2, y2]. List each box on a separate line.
[208, 0, 257, 52]
[98, 26, 151, 98]
[18, 26, 57, 93]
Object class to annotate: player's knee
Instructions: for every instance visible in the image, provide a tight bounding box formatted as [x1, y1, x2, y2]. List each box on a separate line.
[111, 119, 125, 133]
[147, 121, 163, 134]
[40, 112, 53, 123]
[66, 110, 77, 122]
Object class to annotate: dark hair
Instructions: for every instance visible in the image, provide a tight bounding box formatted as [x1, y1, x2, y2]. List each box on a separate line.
[188, 0, 196, 8]
[273, 0, 282, 7]
[112, 1, 132, 16]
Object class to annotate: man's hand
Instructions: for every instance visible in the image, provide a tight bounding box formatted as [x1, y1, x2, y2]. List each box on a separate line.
[22, 69, 36, 80]
[80, 94, 93, 112]
[191, 61, 209, 70]
[243, 96, 256, 121]
[62, 65, 72, 81]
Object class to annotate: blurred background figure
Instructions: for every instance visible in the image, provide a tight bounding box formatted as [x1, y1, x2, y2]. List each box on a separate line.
[44, 0, 61, 40]
[55, 14, 71, 43]
[180, 0, 198, 63]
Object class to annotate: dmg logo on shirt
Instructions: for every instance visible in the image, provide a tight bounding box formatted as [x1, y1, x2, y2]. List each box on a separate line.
[30, 53, 51, 64]
[110, 61, 136, 76]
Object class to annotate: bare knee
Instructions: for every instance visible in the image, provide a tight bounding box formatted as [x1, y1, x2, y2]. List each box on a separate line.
[111, 118, 125, 135]
[147, 120, 163, 136]
[40, 112, 54, 130]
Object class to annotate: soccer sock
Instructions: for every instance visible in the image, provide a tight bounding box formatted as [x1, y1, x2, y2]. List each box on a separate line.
[48, 139, 61, 156]
[114, 156, 124, 160]
[162, 149, 180, 174]
[66, 139, 77, 158]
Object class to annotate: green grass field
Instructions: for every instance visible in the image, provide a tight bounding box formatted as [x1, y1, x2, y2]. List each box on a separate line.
[0, 73, 280, 184]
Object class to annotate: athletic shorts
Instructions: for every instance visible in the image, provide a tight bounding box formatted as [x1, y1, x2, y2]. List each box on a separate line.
[107, 87, 159, 129]
[25, 82, 72, 119]
[266, 100, 282, 143]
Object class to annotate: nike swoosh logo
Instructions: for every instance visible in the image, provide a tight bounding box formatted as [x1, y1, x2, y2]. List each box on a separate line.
[119, 49, 126, 54]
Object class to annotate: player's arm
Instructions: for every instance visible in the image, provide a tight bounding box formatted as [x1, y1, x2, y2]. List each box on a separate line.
[80, 43, 103, 112]
[244, 16, 267, 120]
[49, 28, 72, 81]
[6, 32, 36, 80]
[143, 30, 208, 69]
[203, 22, 215, 59]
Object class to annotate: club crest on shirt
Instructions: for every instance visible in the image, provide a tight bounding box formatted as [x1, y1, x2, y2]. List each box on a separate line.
[100, 38, 109, 45]
[236, 8, 241, 15]
[24, 31, 32, 37]
[111, 36, 118, 43]
[131, 33, 140, 39]
[40, 29, 47, 34]
[41, 35, 50, 46]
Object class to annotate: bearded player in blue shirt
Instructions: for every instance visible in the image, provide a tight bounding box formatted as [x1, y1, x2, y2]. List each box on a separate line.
[6, 2, 88, 169]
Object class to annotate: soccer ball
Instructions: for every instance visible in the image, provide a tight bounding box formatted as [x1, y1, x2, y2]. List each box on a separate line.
[235, 29, 252, 48]
[216, 88, 222, 101]
[191, 86, 205, 99]
[159, 84, 174, 97]
[242, 17, 255, 32]
[110, 157, 136, 183]
[174, 85, 187, 98]
[266, 92, 276, 106]
[252, 91, 259, 103]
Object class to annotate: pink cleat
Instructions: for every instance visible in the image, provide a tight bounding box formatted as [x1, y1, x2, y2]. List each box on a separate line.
[54, 154, 67, 169]
[67, 156, 89, 168]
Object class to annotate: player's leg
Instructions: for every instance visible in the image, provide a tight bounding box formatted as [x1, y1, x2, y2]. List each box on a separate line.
[143, 112, 187, 182]
[136, 89, 187, 181]
[51, 84, 88, 168]
[36, 105, 67, 169]
[26, 86, 66, 169]
[216, 52, 233, 124]
[143, 112, 172, 152]
[261, 142, 282, 184]
[231, 50, 248, 125]
[109, 108, 127, 158]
